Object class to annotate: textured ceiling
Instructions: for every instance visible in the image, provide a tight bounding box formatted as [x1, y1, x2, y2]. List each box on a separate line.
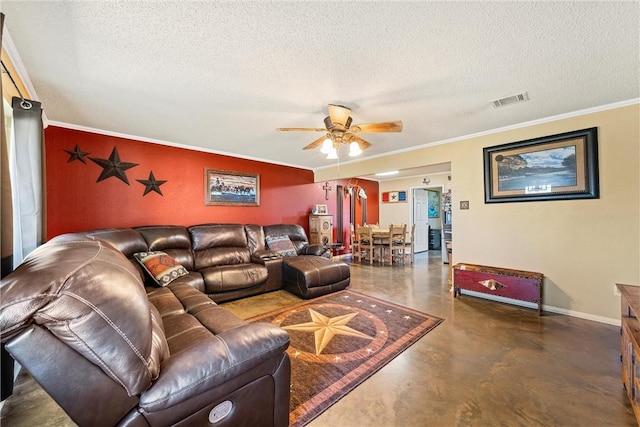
[2, 1, 639, 176]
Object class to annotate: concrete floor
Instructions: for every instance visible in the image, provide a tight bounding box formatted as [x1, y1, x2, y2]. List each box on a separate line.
[1, 251, 636, 426]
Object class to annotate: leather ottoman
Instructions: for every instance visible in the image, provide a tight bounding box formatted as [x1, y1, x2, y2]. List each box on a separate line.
[283, 255, 350, 299]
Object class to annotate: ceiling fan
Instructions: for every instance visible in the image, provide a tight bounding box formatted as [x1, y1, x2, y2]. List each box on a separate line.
[276, 104, 403, 158]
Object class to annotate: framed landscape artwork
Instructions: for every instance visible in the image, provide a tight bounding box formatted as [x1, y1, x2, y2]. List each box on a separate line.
[483, 127, 599, 203]
[205, 168, 260, 206]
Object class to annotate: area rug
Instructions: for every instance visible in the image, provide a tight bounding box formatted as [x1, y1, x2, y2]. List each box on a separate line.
[248, 290, 444, 427]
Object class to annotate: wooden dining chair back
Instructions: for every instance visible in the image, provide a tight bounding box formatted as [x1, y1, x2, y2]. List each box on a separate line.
[404, 223, 416, 264]
[349, 223, 360, 256]
[381, 224, 406, 265]
[356, 225, 376, 264]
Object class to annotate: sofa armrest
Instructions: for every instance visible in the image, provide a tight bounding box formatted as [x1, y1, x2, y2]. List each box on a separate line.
[298, 244, 328, 256]
[138, 322, 289, 411]
[251, 249, 282, 261]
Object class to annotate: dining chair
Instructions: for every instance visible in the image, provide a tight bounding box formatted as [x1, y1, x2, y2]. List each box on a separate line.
[349, 223, 360, 257]
[356, 224, 376, 265]
[403, 223, 416, 264]
[381, 224, 406, 265]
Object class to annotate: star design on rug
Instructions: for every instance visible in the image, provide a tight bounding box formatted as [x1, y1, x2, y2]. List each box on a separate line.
[137, 171, 167, 196]
[63, 144, 91, 163]
[89, 147, 139, 185]
[283, 309, 374, 355]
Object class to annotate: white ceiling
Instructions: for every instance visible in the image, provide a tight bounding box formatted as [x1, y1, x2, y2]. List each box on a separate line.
[2, 1, 639, 178]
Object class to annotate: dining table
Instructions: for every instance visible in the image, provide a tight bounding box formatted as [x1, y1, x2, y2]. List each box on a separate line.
[369, 226, 391, 241]
[367, 225, 408, 264]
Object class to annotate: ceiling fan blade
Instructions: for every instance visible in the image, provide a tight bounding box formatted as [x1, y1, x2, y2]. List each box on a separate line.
[328, 104, 352, 127]
[303, 135, 329, 150]
[351, 121, 403, 133]
[350, 134, 373, 150]
[276, 127, 326, 132]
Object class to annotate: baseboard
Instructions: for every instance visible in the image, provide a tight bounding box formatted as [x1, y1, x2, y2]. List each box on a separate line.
[457, 290, 619, 326]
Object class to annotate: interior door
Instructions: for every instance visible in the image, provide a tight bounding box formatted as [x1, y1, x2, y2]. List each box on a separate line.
[413, 189, 429, 252]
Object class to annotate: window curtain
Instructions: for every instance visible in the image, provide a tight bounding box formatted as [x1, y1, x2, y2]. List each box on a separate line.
[9, 96, 43, 269]
[1, 13, 45, 398]
[0, 11, 15, 402]
[0, 12, 12, 279]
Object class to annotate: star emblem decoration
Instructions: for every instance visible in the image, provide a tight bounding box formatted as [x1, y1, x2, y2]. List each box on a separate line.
[89, 147, 138, 185]
[63, 144, 91, 163]
[136, 171, 167, 196]
[283, 308, 374, 355]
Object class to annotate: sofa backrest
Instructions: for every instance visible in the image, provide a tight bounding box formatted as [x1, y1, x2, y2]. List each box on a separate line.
[0, 239, 167, 397]
[245, 224, 266, 253]
[189, 224, 251, 270]
[45, 223, 310, 273]
[135, 225, 194, 271]
[263, 224, 310, 253]
[82, 228, 148, 257]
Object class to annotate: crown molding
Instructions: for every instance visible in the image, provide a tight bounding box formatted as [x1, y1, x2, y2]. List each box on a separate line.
[314, 98, 640, 173]
[1, 26, 49, 123]
[46, 120, 313, 171]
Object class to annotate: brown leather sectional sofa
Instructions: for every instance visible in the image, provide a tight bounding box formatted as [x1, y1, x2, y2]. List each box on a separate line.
[0, 223, 350, 426]
[66, 223, 350, 302]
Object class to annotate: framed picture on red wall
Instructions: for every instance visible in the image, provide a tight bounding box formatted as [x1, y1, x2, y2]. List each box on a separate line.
[205, 168, 260, 206]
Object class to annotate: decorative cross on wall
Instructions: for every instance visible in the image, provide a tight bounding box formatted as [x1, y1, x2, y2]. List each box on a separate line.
[323, 182, 332, 200]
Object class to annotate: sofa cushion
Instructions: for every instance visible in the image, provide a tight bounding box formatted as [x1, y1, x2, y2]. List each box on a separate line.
[83, 228, 148, 258]
[189, 224, 252, 270]
[264, 224, 310, 253]
[266, 235, 297, 257]
[189, 224, 248, 251]
[136, 226, 194, 271]
[244, 224, 266, 253]
[200, 264, 269, 293]
[134, 251, 189, 287]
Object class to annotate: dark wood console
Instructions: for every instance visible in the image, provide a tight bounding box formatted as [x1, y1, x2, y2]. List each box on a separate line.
[453, 263, 543, 315]
[617, 283, 640, 425]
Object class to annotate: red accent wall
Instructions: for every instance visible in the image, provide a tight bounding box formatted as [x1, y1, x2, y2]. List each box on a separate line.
[44, 126, 379, 245]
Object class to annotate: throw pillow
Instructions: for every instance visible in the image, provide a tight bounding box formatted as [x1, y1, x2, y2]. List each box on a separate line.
[134, 251, 188, 287]
[265, 235, 298, 257]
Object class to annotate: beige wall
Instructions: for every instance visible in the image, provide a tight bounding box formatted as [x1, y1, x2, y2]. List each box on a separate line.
[316, 103, 640, 323]
[378, 173, 450, 228]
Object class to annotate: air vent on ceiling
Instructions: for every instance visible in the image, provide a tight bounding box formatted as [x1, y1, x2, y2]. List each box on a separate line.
[492, 92, 529, 108]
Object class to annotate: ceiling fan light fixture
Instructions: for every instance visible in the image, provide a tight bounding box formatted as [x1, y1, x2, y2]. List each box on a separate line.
[328, 104, 351, 127]
[348, 141, 363, 157]
[277, 103, 403, 157]
[320, 136, 333, 154]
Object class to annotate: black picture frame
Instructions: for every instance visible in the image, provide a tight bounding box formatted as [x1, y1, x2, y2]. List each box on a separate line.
[483, 127, 599, 203]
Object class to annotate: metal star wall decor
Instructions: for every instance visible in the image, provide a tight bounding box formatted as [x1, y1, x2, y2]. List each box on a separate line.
[137, 171, 167, 196]
[89, 147, 139, 184]
[63, 144, 91, 163]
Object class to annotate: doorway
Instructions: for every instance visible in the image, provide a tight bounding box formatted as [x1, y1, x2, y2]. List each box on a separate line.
[411, 185, 446, 255]
[412, 188, 429, 252]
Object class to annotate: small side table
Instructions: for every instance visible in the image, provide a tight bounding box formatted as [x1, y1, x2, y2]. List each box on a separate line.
[325, 243, 344, 260]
